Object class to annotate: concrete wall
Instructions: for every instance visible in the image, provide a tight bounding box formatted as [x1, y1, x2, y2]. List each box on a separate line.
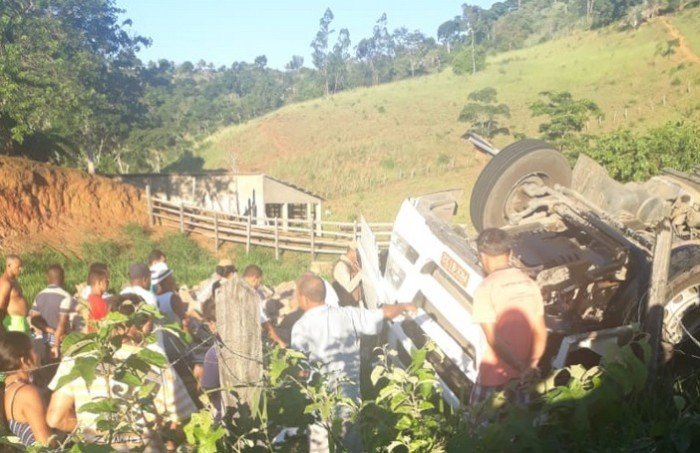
[113, 173, 321, 223]
[114, 173, 240, 214]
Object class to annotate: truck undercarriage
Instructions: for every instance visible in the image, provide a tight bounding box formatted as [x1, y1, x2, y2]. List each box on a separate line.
[359, 139, 700, 406]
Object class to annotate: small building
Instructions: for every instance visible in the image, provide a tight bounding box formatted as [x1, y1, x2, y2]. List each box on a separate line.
[112, 171, 323, 226]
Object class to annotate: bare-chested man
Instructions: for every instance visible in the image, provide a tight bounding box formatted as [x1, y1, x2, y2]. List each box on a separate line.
[0, 254, 30, 333]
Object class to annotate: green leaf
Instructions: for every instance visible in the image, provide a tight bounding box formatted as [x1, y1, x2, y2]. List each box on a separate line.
[78, 398, 120, 414]
[75, 357, 99, 388]
[104, 312, 129, 323]
[116, 370, 142, 387]
[61, 332, 86, 353]
[55, 366, 81, 391]
[370, 365, 386, 386]
[138, 381, 159, 399]
[135, 348, 167, 368]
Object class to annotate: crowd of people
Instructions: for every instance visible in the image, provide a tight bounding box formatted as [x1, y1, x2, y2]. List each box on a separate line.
[0, 226, 547, 452]
[0, 243, 390, 451]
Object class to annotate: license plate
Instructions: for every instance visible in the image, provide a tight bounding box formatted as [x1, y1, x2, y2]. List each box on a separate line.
[440, 252, 469, 287]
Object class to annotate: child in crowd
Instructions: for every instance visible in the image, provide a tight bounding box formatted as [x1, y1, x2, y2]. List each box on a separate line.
[87, 267, 110, 325]
[80, 262, 110, 301]
[0, 332, 55, 448]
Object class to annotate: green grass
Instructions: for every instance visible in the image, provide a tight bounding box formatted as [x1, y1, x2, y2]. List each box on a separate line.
[6, 224, 314, 305]
[222, 245, 315, 286]
[674, 8, 700, 54]
[197, 10, 700, 223]
[7, 224, 216, 304]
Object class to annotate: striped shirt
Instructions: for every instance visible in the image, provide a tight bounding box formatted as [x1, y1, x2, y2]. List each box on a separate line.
[49, 342, 197, 443]
[31, 285, 74, 330]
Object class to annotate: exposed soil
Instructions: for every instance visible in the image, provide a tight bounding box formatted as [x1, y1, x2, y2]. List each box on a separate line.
[0, 156, 147, 253]
[659, 17, 700, 64]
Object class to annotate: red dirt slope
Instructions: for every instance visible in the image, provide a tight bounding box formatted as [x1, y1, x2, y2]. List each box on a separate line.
[0, 156, 146, 252]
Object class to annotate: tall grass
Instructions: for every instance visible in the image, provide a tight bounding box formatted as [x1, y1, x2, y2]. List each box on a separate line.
[225, 245, 315, 286]
[6, 224, 215, 303]
[5, 225, 316, 305]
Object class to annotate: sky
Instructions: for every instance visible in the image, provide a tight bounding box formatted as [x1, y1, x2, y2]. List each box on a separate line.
[118, 1, 496, 70]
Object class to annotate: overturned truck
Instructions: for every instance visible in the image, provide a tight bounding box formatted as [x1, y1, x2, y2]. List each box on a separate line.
[359, 139, 700, 406]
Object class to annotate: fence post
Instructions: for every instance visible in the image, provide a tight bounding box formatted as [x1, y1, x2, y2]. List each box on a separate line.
[246, 212, 252, 254]
[214, 212, 219, 252]
[146, 184, 153, 228]
[352, 220, 358, 242]
[309, 217, 315, 260]
[274, 217, 280, 260]
[179, 201, 184, 233]
[215, 277, 262, 414]
[645, 219, 673, 394]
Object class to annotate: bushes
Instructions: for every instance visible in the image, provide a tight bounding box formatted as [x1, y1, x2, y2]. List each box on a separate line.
[568, 120, 700, 182]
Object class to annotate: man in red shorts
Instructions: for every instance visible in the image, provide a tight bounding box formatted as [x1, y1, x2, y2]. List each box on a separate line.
[471, 228, 548, 405]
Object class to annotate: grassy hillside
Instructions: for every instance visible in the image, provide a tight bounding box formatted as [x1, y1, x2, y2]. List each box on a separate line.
[198, 11, 700, 223]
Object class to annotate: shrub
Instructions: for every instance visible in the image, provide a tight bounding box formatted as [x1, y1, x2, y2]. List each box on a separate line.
[568, 120, 700, 182]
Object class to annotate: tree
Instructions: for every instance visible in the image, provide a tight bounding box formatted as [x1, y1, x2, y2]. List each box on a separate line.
[254, 55, 268, 69]
[0, 0, 150, 173]
[329, 28, 351, 93]
[285, 55, 304, 72]
[458, 87, 511, 138]
[356, 13, 395, 86]
[451, 45, 486, 75]
[393, 28, 429, 77]
[529, 91, 602, 143]
[437, 18, 463, 53]
[310, 8, 334, 96]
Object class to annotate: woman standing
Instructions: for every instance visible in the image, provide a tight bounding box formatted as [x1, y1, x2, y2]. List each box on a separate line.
[0, 332, 54, 447]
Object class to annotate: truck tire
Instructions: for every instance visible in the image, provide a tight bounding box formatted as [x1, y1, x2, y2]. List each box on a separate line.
[663, 246, 700, 380]
[470, 139, 572, 231]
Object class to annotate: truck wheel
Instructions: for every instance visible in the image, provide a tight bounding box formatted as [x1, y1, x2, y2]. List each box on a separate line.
[663, 256, 700, 381]
[470, 139, 571, 231]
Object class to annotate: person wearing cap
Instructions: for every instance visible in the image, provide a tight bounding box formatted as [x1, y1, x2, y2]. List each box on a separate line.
[152, 262, 186, 325]
[148, 250, 167, 293]
[332, 245, 363, 306]
[192, 258, 237, 314]
[120, 263, 158, 307]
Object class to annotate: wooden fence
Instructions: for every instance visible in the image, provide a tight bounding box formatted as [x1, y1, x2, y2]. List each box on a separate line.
[147, 194, 393, 258]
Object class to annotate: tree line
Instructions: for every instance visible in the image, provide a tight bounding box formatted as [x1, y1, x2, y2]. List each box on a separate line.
[1, 0, 697, 174]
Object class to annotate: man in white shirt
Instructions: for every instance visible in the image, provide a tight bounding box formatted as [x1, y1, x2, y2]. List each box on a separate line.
[291, 274, 415, 452]
[120, 263, 158, 307]
[191, 259, 236, 316]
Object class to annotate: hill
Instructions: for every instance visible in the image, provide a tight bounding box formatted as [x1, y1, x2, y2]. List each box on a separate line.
[0, 156, 146, 253]
[198, 11, 700, 223]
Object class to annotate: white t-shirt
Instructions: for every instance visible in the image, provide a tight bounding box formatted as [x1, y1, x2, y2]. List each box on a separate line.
[291, 305, 384, 399]
[120, 286, 158, 307]
[49, 342, 197, 441]
[81, 285, 112, 301]
[255, 288, 269, 324]
[323, 279, 340, 307]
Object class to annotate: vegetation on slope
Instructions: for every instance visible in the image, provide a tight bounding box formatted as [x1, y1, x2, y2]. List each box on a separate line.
[199, 10, 700, 221]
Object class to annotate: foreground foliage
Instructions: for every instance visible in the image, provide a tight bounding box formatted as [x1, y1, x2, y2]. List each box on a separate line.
[186, 336, 700, 452]
[568, 120, 700, 182]
[3, 323, 698, 451]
